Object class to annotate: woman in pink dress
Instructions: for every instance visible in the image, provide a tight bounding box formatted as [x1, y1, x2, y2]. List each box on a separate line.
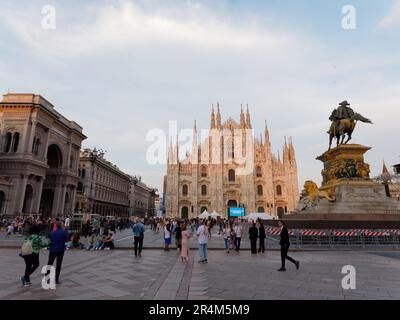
[180, 223, 192, 263]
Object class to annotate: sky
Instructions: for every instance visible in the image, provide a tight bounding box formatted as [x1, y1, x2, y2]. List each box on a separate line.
[1, 0, 400, 192]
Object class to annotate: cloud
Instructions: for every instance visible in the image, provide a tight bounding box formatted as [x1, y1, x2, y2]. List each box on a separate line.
[378, 0, 400, 28]
[1, 1, 400, 192]
[0, 0, 293, 57]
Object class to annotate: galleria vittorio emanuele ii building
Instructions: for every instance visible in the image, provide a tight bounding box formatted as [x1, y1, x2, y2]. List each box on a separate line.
[165, 104, 299, 218]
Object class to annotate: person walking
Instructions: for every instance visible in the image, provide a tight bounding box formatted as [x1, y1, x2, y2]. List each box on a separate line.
[64, 216, 70, 231]
[196, 220, 209, 263]
[175, 221, 182, 250]
[20, 225, 45, 287]
[222, 223, 231, 253]
[278, 220, 300, 271]
[233, 220, 243, 251]
[180, 223, 192, 263]
[258, 220, 266, 253]
[132, 219, 145, 257]
[248, 222, 258, 254]
[47, 222, 69, 285]
[164, 223, 171, 251]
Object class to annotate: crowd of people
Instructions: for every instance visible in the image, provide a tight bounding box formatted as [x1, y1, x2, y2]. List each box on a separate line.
[140, 216, 299, 271]
[5, 214, 135, 287]
[0, 213, 300, 288]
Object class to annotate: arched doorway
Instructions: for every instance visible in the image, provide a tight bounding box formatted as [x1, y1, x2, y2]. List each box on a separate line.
[277, 207, 285, 218]
[200, 207, 207, 214]
[257, 207, 265, 213]
[181, 206, 189, 219]
[40, 189, 54, 217]
[22, 185, 33, 213]
[0, 191, 5, 214]
[40, 144, 63, 217]
[47, 144, 63, 168]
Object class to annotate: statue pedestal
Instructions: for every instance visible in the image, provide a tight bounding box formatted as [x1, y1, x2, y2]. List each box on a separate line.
[296, 144, 400, 216]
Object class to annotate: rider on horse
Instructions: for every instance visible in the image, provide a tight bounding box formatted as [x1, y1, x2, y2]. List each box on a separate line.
[328, 100, 372, 149]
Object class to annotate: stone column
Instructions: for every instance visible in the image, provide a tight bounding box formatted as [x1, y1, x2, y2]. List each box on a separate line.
[34, 177, 44, 214]
[16, 175, 28, 215]
[52, 182, 67, 217]
[26, 119, 37, 153]
[70, 186, 77, 215]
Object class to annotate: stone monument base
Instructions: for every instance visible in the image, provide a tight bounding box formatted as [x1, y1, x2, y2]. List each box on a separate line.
[308, 180, 400, 214]
[295, 144, 400, 216]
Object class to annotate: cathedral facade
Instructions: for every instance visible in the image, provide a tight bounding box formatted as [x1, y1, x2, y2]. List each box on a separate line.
[165, 105, 299, 218]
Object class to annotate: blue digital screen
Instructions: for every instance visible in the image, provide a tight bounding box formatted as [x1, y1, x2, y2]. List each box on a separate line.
[229, 207, 244, 217]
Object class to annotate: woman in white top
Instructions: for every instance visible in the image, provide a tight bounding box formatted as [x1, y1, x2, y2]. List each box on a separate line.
[164, 223, 171, 251]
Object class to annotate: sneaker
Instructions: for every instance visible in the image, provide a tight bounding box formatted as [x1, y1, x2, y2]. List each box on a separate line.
[278, 268, 286, 272]
[198, 260, 204, 263]
[204, 259, 208, 263]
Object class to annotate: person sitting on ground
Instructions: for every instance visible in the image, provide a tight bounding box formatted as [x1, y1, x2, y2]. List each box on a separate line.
[71, 232, 85, 249]
[94, 235, 106, 250]
[102, 233, 114, 250]
[87, 233, 97, 251]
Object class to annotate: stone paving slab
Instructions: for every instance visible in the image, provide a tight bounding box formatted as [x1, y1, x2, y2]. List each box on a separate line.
[1, 247, 400, 299]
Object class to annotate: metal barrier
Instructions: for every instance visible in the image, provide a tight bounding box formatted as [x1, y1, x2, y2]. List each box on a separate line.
[265, 227, 400, 249]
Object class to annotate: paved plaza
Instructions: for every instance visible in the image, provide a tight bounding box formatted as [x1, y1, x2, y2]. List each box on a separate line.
[1, 239, 400, 299]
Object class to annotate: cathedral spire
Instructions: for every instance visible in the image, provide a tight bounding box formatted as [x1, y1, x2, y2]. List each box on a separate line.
[210, 105, 215, 129]
[264, 120, 270, 145]
[216, 103, 221, 130]
[240, 104, 245, 129]
[283, 137, 289, 163]
[289, 137, 295, 162]
[245, 104, 252, 129]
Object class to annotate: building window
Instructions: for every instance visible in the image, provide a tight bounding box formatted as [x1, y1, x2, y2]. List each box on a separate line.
[201, 185, 207, 196]
[77, 182, 84, 193]
[182, 184, 188, 196]
[257, 185, 263, 196]
[228, 169, 235, 182]
[256, 166, 262, 177]
[82, 169, 86, 178]
[4, 132, 12, 152]
[12, 133, 20, 152]
[276, 185, 282, 196]
[32, 136, 40, 155]
[257, 207, 265, 213]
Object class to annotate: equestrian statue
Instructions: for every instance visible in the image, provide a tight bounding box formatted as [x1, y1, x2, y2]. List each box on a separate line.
[328, 100, 372, 149]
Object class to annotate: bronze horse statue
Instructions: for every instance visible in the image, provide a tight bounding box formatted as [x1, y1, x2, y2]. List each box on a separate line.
[328, 114, 372, 149]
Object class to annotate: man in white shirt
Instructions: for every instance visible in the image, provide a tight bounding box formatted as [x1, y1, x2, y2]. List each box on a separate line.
[233, 220, 243, 251]
[196, 219, 209, 263]
[64, 216, 70, 231]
